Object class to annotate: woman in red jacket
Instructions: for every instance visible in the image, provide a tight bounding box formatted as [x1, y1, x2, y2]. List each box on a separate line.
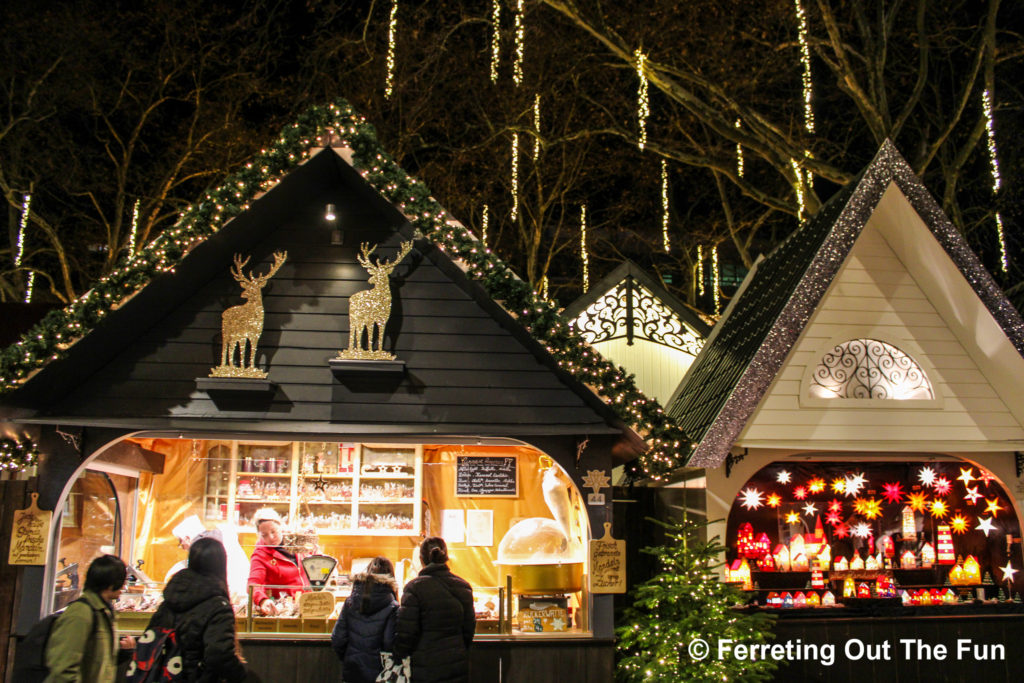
[246, 508, 309, 615]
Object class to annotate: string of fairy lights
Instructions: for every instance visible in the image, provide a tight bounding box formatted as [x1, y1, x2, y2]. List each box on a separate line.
[533, 94, 541, 161]
[490, 0, 501, 83]
[635, 49, 649, 150]
[129, 198, 141, 255]
[510, 132, 519, 220]
[481, 204, 490, 245]
[513, 0, 525, 86]
[697, 245, 705, 297]
[580, 204, 589, 291]
[0, 436, 39, 472]
[981, 88, 1008, 273]
[17, 194, 35, 303]
[661, 159, 670, 252]
[0, 102, 695, 478]
[791, 158, 806, 219]
[735, 119, 744, 177]
[385, 0, 399, 99]
[794, 0, 815, 134]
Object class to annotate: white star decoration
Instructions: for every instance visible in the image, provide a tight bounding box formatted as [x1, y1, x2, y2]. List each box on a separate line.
[776, 470, 792, 484]
[581, 469, 611, 494]
[956, 467, 976, 486]
[739, 487, 764, 511]
[844, 473, 866, 498]
[976, 516, 997, 537]
[964, 486, 983, 505]
[999, 561, 1018, 585]
[802, 502, 817, 517]
[851, 522, 871, 538]
[918, 466, 936, 487]
[977, 469, 997, 487]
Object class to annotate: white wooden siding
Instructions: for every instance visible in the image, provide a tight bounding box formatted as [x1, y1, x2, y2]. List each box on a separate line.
[592, 337, 695, 406]
[740, 216, 1024, 448]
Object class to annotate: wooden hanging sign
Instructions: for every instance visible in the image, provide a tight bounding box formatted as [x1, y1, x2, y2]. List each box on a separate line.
[9, 492, 52, 566]
[299, 590, 336, 618]
[590, 522, 626, 594]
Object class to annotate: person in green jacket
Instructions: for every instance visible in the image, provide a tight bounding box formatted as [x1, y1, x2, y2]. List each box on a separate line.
[45, 554, 133, 683]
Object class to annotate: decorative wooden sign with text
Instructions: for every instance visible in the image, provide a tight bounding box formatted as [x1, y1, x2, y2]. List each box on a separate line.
[590, 522, 626, 594]
[8, 492, 52, 566]
[298, 590, 336, 618]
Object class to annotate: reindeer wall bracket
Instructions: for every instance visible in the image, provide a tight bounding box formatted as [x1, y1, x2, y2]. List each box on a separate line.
[209, 251, 287, 379]
[337, 241, 413, 361]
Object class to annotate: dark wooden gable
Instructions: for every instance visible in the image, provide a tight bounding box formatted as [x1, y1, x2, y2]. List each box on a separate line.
[5, 149, 619, 437]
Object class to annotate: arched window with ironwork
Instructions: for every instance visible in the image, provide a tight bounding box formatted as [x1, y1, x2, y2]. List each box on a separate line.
[808, 338, 933, 400]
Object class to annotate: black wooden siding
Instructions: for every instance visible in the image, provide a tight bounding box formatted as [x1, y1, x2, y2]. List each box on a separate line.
[26, 150, 614, 435]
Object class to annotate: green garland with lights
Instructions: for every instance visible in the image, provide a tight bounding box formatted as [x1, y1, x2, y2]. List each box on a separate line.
[0, 436, 40, 472]
[0, 101, 693, 478]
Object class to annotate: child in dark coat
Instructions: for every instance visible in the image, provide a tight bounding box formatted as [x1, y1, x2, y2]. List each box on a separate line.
[331, 557, 399, 683]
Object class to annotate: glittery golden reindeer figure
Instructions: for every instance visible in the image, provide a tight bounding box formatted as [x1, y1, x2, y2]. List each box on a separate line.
[338, 241, 413, 360]
[210, 251, 287, 378]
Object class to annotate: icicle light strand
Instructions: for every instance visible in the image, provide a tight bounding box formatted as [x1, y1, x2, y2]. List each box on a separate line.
[513, 0, 524, 86]
[24, 272, 35, 304]
[15, 193, 31, 266]
[635, 49, 649, 150]
[511, 132, 519, 220]
[533, 94, 541, 161]
[697, 245, 705, 297]
[982, 88, 1008, 273]
[712, 244, 721, 315]
[791, 158, 806, 219]
[795, 0, 815, 133]
[482, 204, 490, 246]
[385, 0, 399, 99]
[735, 119, 744, 177]
[661, 159, 670, 252]
[581, 205, 589, 291]
[129, 199, 140, 255]
[490, 0, 501, 83]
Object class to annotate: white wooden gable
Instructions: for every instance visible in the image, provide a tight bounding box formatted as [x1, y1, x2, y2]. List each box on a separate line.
[739, 182, 1024, 451]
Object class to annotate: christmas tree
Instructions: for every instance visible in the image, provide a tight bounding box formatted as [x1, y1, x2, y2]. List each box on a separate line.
[616, 517, 777, 682]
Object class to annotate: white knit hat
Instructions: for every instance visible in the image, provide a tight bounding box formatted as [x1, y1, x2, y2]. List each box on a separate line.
[171, 514, 205, 541]
[252, 507, 284, 527]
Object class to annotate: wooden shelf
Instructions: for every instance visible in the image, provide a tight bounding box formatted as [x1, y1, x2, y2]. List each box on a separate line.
[359, 499, 415, 505]
[359, 473, 414, 479]
[297, 473, 355, 479]
[300, 500, 352, 505]
[237, 472, 292, 478]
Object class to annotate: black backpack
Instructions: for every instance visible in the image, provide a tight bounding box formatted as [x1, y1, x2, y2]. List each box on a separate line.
[12, 598, 94, 683]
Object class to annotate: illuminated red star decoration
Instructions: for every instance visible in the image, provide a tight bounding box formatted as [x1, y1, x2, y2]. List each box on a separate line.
[776, 470, 792, 484]
[802, 502, 818, 517]
[832, 522, 850, 539]
[949, 514, 970, 534]
[976, 516, 997, 537]
[907, 492, 929, 512]
[956, 467, 976, 486]
[785, 510, 801, 525]
[985, 498, 1003, 518]
[918, 466, 937, 487]
[933, 476, 952, 496]
[831, 478, 846, 494]
[977, 470, 997, 487]
[929, 499, 949, 518]
[825, 511, 843, 526]
[793, 486, 808, 500]
[766, 493, 782, 508]
[963, 486, 982, 505]
[808, 477, 826, 494]
[739, 487, 764, 511]
[828, 499, 843, 514]
[881, 482, 904, 504]
[851, 522, 872, 538]
[999, 561, 1018, 584]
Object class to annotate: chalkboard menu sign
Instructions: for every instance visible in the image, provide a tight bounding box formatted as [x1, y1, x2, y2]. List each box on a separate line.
[455, 456, 518, 497]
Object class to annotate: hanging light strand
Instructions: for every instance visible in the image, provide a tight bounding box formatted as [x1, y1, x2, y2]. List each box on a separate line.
[385, 0, 399, 99]
[712, 244, 721, 315]
[129, 198, 140, 255]
[533, 94, 541, 161]
[982, 88, 1008, 272]
[635, 49, 649, 150]
[15, 193, 31, 267]
[481, 204, 490, 246]
[660, 159, 670, 252]
[697, 245, 704, 297]
[581, 205, 589, 291]
[541, 274, 549, 299]
[794, 0, 815, 133]
[24, 272, 35, 304]
[513, 0, 525, 86]
[791, 158, 806, 219]
[511, 132, 519, 220]
[490, 0, 501, 83]
[735, 119, 745, 177]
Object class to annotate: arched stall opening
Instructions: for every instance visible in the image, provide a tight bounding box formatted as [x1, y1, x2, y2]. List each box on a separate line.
[724, 457, 1023, 607]
[47, 435, 594, 636]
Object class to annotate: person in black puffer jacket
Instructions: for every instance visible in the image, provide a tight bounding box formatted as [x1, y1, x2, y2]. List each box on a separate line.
[331, 556, 399, 683]
[393, 537, 475, 683]
[142, 537, 246, 683]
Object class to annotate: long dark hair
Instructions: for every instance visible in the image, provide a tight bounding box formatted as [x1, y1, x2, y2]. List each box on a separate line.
[419, 537, 448, 566]
[188, 537, 229, 596]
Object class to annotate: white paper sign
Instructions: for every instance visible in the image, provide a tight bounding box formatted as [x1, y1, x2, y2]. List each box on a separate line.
[465, 509, 494, 547]
[441, 509, 465, 544]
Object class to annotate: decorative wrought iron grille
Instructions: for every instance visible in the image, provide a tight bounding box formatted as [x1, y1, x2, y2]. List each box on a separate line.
[809, 338, 933, 400]
[569, 276, 703, 354]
